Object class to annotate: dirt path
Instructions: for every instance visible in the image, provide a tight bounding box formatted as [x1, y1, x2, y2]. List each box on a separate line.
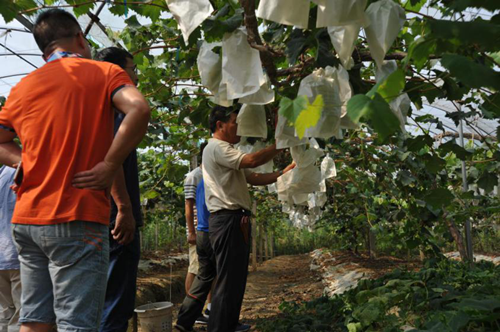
[241, 254, 324, 331]
[135, 254, 323, 331]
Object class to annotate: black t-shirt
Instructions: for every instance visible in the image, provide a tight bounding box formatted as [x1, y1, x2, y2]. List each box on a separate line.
[110, 112, 143, 227]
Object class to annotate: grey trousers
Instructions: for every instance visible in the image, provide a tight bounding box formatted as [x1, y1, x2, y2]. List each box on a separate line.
[176, 231, 216, 329]
[0, 270, 21, 332]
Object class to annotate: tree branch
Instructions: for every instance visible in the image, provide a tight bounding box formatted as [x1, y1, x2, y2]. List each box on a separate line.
[434, 131, 496, 142]
[22, 0, 168, 14]
[239, 0, 281, 87]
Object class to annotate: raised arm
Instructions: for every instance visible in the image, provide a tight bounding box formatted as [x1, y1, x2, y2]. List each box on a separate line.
[239, 144, 280, 169]
[246, 162, 296, 186]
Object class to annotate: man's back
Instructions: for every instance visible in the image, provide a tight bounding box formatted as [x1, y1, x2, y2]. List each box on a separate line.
[0, 57, 132, 225]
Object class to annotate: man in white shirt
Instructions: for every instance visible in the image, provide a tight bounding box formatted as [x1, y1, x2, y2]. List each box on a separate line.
[202, 106, 294, 332]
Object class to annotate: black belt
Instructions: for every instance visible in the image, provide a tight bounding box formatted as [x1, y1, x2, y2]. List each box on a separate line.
[212, 208, 251, 216]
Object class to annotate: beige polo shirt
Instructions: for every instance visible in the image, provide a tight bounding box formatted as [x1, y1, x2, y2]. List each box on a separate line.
[202, 138, 252, 213]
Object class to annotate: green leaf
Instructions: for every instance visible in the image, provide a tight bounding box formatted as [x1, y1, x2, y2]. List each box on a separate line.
[407, 38, 437, 70]
[353, 302, 381, 326]
[347, 94, 401, 141]
[203, 8, 243, 41]
[347, 322, 362, 332]
[442, 77, 467, 101]
[438, 140, 471, 160]
[295, 95, 324, 139]
[424, 188, 454, 209]
[67, 0, 95, 17]
[279, 96, 308, 123]
[429, 19, 500, 52]
[480, 93, 500, 118]
[286, 29, 309, 64]
[423, 154, 446, 173]
[315, 29, 337, 68]
[404, 0, 426, 11]
[441, 54, 500, 91]
[125, 15, 142, 29]
[368, 69, 406, 102]
[0, 0, 37, 23]
[144, 190, 160, 199]
[449, 298, 500, 312]
[477, 172, 498, 193]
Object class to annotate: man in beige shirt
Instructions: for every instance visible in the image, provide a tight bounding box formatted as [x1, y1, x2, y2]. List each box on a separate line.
[201, 106, 294, 332]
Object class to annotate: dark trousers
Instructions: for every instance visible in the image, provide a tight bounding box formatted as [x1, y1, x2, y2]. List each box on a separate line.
[208, 212, 251, 332]
[176, 231, 216, 329]
[100, 228, 141, 332]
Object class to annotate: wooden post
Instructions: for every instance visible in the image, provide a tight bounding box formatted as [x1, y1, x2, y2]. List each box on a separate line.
[251, 201, 257, 271]
[259, 225, 264, 263]
[155, 221, 159, 251]
[269, 232, 274, 258]
[368, 228, 377, 259]
[419, 249, 425, 262]
[264, 230, 269, 261]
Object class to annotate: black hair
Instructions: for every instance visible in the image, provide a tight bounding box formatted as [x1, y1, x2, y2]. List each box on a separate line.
[208, 105, 239, 134]
[33, 9, 81, 54]
[199, 141, 208, 162]
[94, 47, 133, 69]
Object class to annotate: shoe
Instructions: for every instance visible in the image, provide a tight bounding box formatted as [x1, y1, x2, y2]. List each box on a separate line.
[195, 315, 209, 325]
[235, 323, 251, 332]
[204, 308, 210, 318]
[174, 323, 194, 332]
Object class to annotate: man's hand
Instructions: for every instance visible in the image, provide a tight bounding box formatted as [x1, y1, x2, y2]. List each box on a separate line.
[112, 206, 136, 245]
[187, 231, 196, 245]
[72, 161, 118, 190]
[283, 162, 296, 174]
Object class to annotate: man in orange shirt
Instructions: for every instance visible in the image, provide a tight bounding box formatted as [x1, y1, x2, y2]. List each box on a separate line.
[0, 9, 150, 332]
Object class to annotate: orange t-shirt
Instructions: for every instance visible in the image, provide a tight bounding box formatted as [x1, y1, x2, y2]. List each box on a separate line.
[0, 57, 133, 225]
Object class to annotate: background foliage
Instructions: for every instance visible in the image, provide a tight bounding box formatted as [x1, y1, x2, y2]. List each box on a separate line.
[1, 0, 500, 258]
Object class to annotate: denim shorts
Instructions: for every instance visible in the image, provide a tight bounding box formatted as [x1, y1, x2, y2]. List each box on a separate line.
[12, 221, 109, 332]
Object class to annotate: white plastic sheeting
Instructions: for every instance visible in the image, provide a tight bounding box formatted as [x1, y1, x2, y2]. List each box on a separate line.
[221, 27, 267, 100]
[364, 0, 406, 68]
[196, 41, 232, 106]
[275, 114, 308, 149]
[277, 140, 324, 206]
[390, 94, 411, 132]
[316, 0, 368, 27]
[375, 60, 399, 83]
[238, 74, 275, 105]
[256, 0, 310, 29]
[298, 66, 352, 139]
[328, 25, 360, 69]
[166, 0, 213, 44]
[236, 104, 268, 138]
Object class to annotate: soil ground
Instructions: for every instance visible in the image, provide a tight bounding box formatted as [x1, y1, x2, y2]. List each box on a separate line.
[135, 254, 323, 331]
[135, 251, 419, 331]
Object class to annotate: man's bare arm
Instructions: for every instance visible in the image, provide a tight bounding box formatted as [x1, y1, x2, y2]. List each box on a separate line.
[239, 144, 280, 169]
[0, 130, 21, 167]
[110, 167, 135, 245]
[185, 198, 196, 245]
[246, 162, 296, 186]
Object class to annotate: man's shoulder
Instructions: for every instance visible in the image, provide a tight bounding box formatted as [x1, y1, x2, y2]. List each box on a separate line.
[185, 167, 202, 184]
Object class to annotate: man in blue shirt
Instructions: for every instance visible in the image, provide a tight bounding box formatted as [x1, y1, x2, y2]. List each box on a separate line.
[0, 165, 21, 332]
[175, 177, 216, 332]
